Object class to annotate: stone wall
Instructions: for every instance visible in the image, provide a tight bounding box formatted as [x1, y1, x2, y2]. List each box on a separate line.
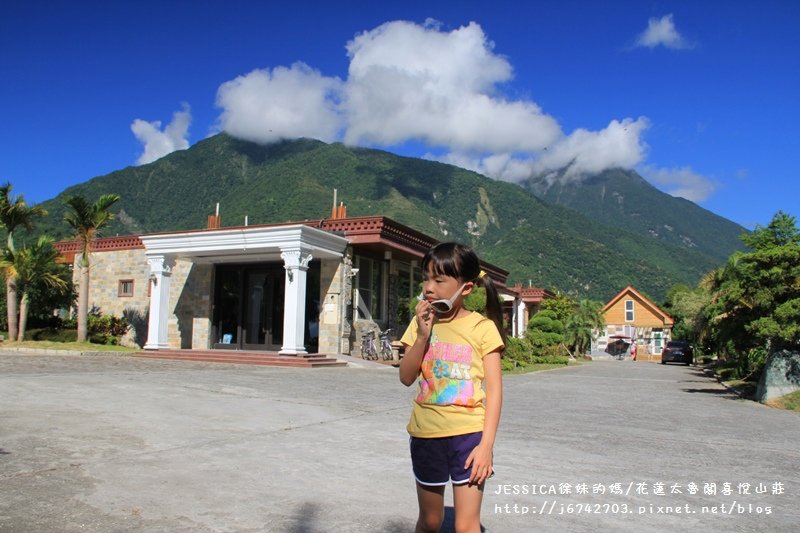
[79, 249, 150, 347]
[77, 250, 215, 350]
[318, 258, 346, 355]
[169, 260, 213, 350]
[81, 249, 150, 317]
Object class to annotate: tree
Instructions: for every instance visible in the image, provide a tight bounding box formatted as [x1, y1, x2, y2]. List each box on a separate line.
[0, 183, 47, 341]
[2, 236, 69, 340]
[539, 292, 574, 324]
[564, 299, 605, 356]
[704, 211, 800, 376]
[740, 211, 800, 250]
[664, 284, 710, 345]
[526, 309, 565, 354]
[63, 194, 120, 342]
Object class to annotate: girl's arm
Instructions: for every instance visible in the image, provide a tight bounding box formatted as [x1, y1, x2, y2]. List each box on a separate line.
[465, 350, 503, 485]
[399, 299, 434, 386]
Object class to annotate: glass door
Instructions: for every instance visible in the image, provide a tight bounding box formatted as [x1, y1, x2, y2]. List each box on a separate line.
[213, 268, 242, 350]
[212, 265, 284, 351]
[242, 267, 284, 350]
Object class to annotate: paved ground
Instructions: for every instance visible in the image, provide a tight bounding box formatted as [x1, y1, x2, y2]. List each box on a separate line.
[1, 352, 798, 532]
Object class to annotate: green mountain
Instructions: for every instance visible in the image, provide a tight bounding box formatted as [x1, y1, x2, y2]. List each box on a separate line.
[33, 134, 743, 301]
[524, 168, 747, 265]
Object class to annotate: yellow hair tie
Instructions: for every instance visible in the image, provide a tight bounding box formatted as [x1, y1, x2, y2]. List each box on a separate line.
[479, 270, 487, 279]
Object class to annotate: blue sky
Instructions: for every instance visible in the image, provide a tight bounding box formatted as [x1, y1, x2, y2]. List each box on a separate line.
[2, 0, 798, 230]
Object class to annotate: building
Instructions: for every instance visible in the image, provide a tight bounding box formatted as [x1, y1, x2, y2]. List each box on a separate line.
[55, 213, 536, 358]
[592, 285, 674, 361]
[508, 283, 556, 336]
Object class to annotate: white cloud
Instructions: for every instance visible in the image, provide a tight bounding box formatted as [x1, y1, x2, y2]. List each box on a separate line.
[635, 14, 693, 50]
[342, 20, 561, 152]
[430, 151, 536, 182]
[640, 165, 715, 202]
[215, 62, 343, 144]
[433, 118, 649, 184]
[131, 104, 191, 165]
[532, 118, 651, 183]
[209, 20, 692, 193]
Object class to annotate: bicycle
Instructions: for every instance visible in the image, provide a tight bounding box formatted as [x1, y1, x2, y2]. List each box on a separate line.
[360, 330, 378, 360]
[378, 328, 393, 360]
[360, 328, 394, 360]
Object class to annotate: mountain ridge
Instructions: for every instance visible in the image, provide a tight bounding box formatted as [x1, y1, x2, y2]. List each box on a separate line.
[524, 168, 746, 264]
[31, 134, 745, 301]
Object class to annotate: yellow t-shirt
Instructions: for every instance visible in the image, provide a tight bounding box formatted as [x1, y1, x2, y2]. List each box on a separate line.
[401, 311, 504, 438]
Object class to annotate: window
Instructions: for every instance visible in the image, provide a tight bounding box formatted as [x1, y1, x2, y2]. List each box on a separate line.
[118, 279, 134, 297]
[356, 256, 385, 320]
[393, 261, 423, 325]
[395, 264, 412, 325]
[625, 300, 634, 322]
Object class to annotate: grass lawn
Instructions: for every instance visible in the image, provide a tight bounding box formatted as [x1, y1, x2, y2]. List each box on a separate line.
[504, 361, 580, 375]
[2, 340, 137, 352]
[764, 390, 800, 412]
[3, 329, 136, 353]
[1, 327, 135, 353]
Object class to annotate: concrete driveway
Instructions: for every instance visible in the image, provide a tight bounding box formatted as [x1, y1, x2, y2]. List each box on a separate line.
[1, 353, 797, 532]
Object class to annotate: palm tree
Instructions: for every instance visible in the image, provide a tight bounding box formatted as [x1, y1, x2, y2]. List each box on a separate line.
[0, 183, 47, 341]
[564, 299, 606, 357]
[2, 236, 69, 341]
[63, 194, 120, 342]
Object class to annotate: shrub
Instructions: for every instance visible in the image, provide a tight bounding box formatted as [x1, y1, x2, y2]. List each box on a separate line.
[28, 327, 77, 342]
[87, 309, 129, 345]
[526, 310, 565, 355]
[463, 287, 486, 313]
[505, 336, 532, 365]
[530, 354, 570, 365]
[501, 357, 518, 371]
[745, 347, 768, 380]
[527, 344, 571, 365]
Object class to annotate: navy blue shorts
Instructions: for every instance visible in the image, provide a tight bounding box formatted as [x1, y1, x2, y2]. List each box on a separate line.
[410, 432, 485, 486]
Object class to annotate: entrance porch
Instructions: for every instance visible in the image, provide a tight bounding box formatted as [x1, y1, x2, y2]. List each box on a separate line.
[140, 224, 348, 355]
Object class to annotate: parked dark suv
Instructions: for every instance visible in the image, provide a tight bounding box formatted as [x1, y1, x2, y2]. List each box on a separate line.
[661, 340, 693, 365]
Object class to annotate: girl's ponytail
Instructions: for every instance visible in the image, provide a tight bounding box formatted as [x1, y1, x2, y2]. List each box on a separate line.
[477, 270, 508, 354]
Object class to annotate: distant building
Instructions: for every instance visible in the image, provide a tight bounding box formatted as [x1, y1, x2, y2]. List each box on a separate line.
[509, 283, 556, 335]
[592, 285, 674, 361]
[54, 211, 546, 358]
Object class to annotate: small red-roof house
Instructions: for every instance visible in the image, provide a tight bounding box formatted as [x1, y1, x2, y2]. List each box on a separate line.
[592, 286, 674, 361]
[505, 283, 555, 336]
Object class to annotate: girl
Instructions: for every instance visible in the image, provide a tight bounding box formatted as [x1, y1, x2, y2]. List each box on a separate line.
[399, 242, 506, 533]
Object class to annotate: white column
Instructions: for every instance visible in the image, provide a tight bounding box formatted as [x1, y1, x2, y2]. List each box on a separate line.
[280, 249, 313, 355]
[514, 298, 528, 339]
[144, 255, 173, 350]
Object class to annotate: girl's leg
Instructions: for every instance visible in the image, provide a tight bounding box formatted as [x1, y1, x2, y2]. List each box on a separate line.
[415, 482, 445, 533]
[452, 482, 485, 533]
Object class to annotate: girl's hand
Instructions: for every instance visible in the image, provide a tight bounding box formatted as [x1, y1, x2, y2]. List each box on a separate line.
[464, 441, 493, 486]
[414, 299, 434, 338]
[399, 299, 435, 386]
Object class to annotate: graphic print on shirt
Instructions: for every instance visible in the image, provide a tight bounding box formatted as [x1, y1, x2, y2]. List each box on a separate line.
[416, 330, 476, 407]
